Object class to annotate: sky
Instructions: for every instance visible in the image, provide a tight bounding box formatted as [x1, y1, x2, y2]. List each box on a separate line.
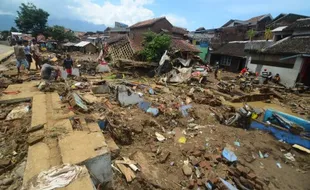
[1, 0, 310, 30]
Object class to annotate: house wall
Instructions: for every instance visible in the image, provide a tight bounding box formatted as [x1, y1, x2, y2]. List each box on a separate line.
[84, 44, 97, 53]
[129, 19, 173, 42]
[211, 54, 245, 73]
[246, 55, 303, 87]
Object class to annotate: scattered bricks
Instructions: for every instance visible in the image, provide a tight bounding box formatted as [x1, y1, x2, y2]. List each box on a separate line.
[240, 176, 254, 189]
[236, 165, 247, 175]
[227, 167, 241, 177]
[213, 155, 222, 163]
[204, 153, 212, 161]
[246, 172, 257, 180]
[197, 179, 203, 186]
[159, 151, 170, 163]
[0, 159, 11, 168]
[233, 177, 250, 190]
[209, 177, 219, 185]
[188, 179, 195, 189]
[243, 167, 251, 174]
[191, 157, 200, 166]
[192, 150, 202, 157]
[245, 156, 255, 163]
[255, 178, 265, 187]
[199, 160, 210, 168]
[255, 183, 263, 190]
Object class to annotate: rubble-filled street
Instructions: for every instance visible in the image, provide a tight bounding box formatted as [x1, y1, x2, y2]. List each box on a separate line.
[1, 2, 310, 190]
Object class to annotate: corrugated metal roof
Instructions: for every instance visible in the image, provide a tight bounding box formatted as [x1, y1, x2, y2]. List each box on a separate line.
[272, 26, 287, 32]
[74, 41, 91, 47]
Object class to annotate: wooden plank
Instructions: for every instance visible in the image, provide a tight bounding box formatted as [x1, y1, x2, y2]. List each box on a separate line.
[116, 163, 136, 182]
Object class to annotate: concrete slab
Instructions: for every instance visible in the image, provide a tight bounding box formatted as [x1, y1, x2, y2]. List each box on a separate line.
[59, 131, 109, 164]
[0, 44, 13, 62]
[23, 142, 51, 185]
[31, 94, 47, 129]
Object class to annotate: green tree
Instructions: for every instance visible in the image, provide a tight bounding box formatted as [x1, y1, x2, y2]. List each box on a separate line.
[0, 30, 10, 40]
[139, 31, 171, 62]
[15, 3, 49, 36]
[47, 25, 76, 43]
[264, 28, 272, 41]
[247, 29, 256, 41]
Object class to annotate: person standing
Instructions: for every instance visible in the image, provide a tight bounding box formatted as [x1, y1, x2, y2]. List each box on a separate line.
[63, 54, 73, 76]
[31, 40, 42, 70]
[14, 40, 29, 74]
[24, 40, 32, 70]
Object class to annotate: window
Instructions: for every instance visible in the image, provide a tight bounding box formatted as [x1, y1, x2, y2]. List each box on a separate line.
[220, 56, 232, 66]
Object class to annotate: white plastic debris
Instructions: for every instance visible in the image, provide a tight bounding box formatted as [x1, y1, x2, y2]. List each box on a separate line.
[24, 164, 83, 190]
[155, 132, 166, 142]
[6, 105, 30, 120]
[284, 152, 296, 162]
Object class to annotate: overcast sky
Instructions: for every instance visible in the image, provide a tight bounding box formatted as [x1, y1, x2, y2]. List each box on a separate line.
[1, 0, 310, 30]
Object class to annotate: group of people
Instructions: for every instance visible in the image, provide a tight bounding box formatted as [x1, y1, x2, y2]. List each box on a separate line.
[14, 39, 74, 81]
[13, 39, 42, 73]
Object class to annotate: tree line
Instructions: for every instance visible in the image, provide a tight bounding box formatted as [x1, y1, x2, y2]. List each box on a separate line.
[1, 3, 76, 42]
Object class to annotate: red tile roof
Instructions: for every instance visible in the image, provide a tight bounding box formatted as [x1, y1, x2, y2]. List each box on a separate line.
[130, 17, 166, 29]
[172, 26, 188, 35]
[171, 39, 200, 53]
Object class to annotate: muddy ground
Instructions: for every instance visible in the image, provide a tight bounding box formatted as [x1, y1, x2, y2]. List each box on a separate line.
[0, 52, 310, 190]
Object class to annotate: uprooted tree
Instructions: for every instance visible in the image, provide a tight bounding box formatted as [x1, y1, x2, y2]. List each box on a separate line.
[139, 31, 171, 62]
[15, 3, 49, 36]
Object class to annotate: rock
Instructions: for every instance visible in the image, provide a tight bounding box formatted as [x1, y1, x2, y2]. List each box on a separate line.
[27, 135, 44, 145]
[159, 151, 170, 163]
[240, 176, 254, 189]
[0, 178, 13, 185]
[199, 160, 211, 169]
[246, 172, 257, 180]
[192, 150, 202, 157]
[188, 179, 195, 189]
[182, 163, 193, 176]
[14, 161, 26, 178]
[190, 157, 200, 166]
[197, 179, 203, 186]
[0, 159, 11, 168]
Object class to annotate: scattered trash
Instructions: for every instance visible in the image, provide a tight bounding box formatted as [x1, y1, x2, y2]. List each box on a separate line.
[292, 144, 310, 154]
[178, 136, 187, 144]
[264, 153, 269, 158]
[118, 85, 143, 107]
[222, 147, 237, 162]
[180, 104, 192, 117]
[187, 118, 195, 123]
[259, 151, 264, 158]
[149, 88, 155, 95]
[68, 93, 88, 112]
[146, 108, 159, 116]
[276, 162, 282, 168]
[24, 164, 84, 190]
[234, 141, 240, 147]
[6, 105, 30, 120]
[219, 178, 238, 190]
[138, 101, 151, 112]
[195, 167, 201, 178]
[284, 152, 296, 161]
[182, 160, 192, 176]
[155, 132, 166, 142]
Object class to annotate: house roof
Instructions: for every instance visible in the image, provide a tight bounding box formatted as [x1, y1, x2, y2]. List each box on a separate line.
[222, 19, 247, 27]
[172, 26, 188, 35]
[187, 32, 214, 42]
[130, 17, 167, 29]
[263, 36, 310, 54]
[267, 13, 309, 29]
[272, 26, 288, 32]
[211, 41, 246, 57]
[246, 14, 271, 24]
[244, 41, 274, 52]
[74, 41, 92, 47]
[171, 39, 200, 53]
[106, 35, 128, 44]
[284, 18, 310, 31]
[63, 42, 76, 46]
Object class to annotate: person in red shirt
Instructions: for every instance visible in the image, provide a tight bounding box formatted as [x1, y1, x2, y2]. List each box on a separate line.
[240, 67, 248, 75]
[63, 54, 73, 75]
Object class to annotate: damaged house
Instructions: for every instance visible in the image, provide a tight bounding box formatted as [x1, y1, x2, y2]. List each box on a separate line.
[106, 17, 199, 62]
[210, 41, 247, 72]
[246, 18, 310, 87]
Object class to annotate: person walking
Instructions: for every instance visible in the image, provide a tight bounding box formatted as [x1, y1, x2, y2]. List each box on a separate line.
[23, 40, 32, 70]
[63, 54, 73, 76]
[31, 40, 42, 70]
[14, 40, 29, 74]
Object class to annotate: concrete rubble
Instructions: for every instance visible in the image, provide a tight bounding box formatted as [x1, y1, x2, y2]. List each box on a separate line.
[0, 33, 310, 190]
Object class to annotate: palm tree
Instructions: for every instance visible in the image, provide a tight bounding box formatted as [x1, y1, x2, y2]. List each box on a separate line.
[247, 29, 256, 41]
[264, 28, 272, 41]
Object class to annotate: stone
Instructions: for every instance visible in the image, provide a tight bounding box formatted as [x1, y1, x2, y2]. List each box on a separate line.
[255, 178, 265, 187]
[27, 135, 44, 145]
[191, 157, 200, 166]
[246, 172, 257, 180]
[192, 150, 202, 157]
[236, 165, 247, 175]
[197, 179, 203, 186]
[0, 178, 13, 185]
[0, 159, 11, 168]
[188, 179, 195, 189]
[240, 177, 254, 189]
[14, 161, 26, 178]
[199, 160, 210, 169]
[227, 167, 241, 177]
[182, 163, 193, 176]
[159, 151, 170, 163]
